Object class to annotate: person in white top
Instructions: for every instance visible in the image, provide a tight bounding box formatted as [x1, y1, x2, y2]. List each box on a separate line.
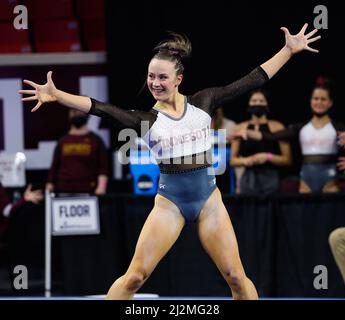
[236, 79, 345, 193]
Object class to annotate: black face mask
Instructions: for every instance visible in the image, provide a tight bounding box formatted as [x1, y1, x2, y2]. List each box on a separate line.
[248, 105, 268, 118]
[69, 116, 88, 128]
[312, 110, 329, 118]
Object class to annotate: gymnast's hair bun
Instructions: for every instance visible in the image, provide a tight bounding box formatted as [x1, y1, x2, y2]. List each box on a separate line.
[154, 32, 192, 59]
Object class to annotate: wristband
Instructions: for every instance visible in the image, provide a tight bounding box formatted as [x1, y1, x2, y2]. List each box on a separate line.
[266, 152, 273, 162]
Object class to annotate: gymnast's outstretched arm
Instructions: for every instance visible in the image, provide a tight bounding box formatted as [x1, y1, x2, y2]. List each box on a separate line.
[19, 71, 92, 113]
[190, 23, 321, 114]
[18, 71, 147, 129]
[261, 23, 320, 79]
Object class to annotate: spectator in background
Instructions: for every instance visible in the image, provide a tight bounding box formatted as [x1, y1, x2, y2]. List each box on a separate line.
[337, 132, 345, 175]
[0, 182, 43, 288]
[231, 89, 292, 194]
[1, 183, 43, 246]
[46, 109, 109, 195]
[338, 132, 345, 149]
[329, 139, 345, 284]
[211, 108, 238, 193]
[1, 182, 43, 231]
[237, 78, 345, 193]
[211, 108, 236, 143]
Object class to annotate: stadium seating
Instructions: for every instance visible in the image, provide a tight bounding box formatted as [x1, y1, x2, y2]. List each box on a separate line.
[0, 0, 106, 53]
[0, 23, 31, 53]
[33, 19, 81, 52]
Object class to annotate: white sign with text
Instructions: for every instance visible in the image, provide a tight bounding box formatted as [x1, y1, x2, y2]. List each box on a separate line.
[51, 197, 100, 236]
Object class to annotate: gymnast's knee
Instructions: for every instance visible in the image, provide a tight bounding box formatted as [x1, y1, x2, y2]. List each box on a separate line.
[222, 267, 246, 290]
[123, 269, 149, 292]
[329, 228, 345, 249]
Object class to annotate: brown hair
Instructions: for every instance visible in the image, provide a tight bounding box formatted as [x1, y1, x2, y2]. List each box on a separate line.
[248, 88, 270, 105]
[313, 76, 334, 100]
[152, 32, 192, 75]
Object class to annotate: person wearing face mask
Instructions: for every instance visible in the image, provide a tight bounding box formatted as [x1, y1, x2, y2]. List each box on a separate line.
[236, 78, 345, 193]
[231, 89, 292, 194]
[46, 109, 109, 195]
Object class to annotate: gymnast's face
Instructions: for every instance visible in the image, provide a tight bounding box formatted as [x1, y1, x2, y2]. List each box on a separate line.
[310, 88, 333, 114]
[147, 58, 183, 101]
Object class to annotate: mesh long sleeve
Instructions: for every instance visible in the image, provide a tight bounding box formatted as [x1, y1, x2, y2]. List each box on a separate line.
[188, 66, 269, 115]
[89, 98, 141, 129]
[88, 98, 157, 134]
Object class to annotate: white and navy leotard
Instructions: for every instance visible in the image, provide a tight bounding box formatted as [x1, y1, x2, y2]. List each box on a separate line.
[145, 96, 212, 163]
[89, 66, 268, 173]
[88, 66, 269, 221]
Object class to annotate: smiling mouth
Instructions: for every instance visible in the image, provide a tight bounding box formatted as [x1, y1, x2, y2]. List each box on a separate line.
[152, 88, 164, 94]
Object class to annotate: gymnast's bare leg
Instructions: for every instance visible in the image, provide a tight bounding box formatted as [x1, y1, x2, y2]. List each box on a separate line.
[106, 194, 185, 299]
[197, 188, 258, 300]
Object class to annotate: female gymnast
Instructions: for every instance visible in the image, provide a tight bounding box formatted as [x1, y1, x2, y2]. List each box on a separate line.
[19, 23, 320, 299]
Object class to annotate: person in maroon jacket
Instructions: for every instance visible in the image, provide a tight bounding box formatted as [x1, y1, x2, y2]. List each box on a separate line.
[46, 109, 109, 194]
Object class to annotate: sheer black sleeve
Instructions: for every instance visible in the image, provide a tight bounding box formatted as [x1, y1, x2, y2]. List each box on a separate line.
[88, 98, 157, 134]
[188, 66, 269, 115]
[261, 122, 305, 141]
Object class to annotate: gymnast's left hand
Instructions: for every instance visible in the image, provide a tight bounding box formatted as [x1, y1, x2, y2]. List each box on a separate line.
[18, 71, 58, 112]
[281, 23, 321, 55]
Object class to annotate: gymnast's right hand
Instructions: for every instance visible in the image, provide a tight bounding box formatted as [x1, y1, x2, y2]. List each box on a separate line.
[18, 71, 57, 112]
